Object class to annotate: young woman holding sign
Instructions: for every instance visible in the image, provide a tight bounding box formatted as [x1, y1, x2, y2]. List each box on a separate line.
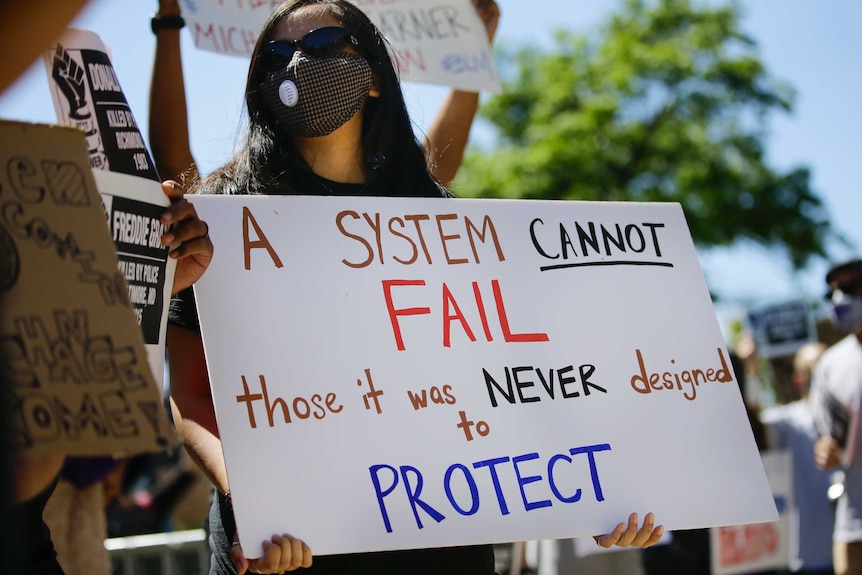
[166, 1, 664, 573]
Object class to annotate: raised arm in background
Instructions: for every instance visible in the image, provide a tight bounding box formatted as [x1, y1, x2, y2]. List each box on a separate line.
[149, 0, 197, 187]
[424, 0, 499, 186]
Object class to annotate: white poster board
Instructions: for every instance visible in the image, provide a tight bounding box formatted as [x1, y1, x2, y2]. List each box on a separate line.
[355, 0, 500, 91]
[190, 195, 778, 557]
[179, 0, 500, 91]
[180, 0, 276, 57]
[711, 450, 792, 574]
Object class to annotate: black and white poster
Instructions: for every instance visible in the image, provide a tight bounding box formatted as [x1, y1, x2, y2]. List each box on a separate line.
[44, 29, 159, 181]
[43, 33, 177, 391]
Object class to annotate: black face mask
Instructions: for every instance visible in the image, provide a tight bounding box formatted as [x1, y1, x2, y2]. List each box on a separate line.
[259, 52, 373, 138]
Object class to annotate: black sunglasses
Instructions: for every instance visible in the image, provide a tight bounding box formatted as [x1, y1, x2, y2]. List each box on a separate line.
[825, 279, 862, 301]
[259, 26, 359, 71]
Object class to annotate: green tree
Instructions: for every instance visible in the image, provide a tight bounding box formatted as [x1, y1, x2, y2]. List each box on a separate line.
[455, 0, 832, 268]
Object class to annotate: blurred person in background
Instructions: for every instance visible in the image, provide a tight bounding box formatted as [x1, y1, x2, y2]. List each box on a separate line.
[811, 259, 862, 575]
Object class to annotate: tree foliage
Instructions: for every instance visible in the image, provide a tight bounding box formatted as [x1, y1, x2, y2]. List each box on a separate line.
[454, 0, 832, 268]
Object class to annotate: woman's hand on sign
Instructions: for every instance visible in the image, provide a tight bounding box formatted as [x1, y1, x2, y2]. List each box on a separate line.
[159, 180, 213, 295]
[593, 512, 664, 549]
[231, 533, 313, 574]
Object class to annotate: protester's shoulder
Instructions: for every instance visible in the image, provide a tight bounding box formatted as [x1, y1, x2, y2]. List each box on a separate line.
[417, 180, 452, 198]
[385, 179, 451, 199]
[816, 335, 862, 373]
[829, 334, 862, 357]
[191, 166, 251, 196]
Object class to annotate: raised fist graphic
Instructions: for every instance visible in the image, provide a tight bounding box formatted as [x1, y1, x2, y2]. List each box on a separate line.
[52, 44, 89, 120]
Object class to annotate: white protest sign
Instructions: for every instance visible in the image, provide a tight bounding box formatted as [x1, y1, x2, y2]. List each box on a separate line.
[180, 0, 275, 57]
[190, 195, 777, 557]
[354, 0, 500, 91]
[179, 0, 500, 91]
[711, 450, 792, 574]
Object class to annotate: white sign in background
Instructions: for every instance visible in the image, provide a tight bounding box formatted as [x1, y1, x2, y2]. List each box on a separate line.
[191, 195, 777, 557]
[179, 0, 274, 58]
[180, 0, 500, 92]
[355, 0, 500, 91]
[711, 450, 793, 575]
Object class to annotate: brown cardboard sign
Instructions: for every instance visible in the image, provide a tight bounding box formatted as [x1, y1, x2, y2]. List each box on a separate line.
[0, 120, 175, 457]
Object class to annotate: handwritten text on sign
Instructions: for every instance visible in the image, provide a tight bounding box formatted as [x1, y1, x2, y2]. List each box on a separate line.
[191, 195, 777, 557]
[0, 122, 174, 458]
[179, 0, 499, 91]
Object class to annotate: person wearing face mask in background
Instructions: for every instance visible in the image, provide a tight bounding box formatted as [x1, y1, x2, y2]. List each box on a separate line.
[810, 258, 862, 575]
[166, 2, 665, 574]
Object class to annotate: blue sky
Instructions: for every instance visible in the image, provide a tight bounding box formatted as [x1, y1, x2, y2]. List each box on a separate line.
[1, 0, 859, 321]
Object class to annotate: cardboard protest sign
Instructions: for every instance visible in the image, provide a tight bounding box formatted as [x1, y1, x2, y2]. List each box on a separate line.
[179, 0, 500, 92]
[711, 450, 792, 574]
[0, 121, 175, 457]
[747, 301, 816, 359]
[43, 29, 159, 181]
[191, 195, 777, 557]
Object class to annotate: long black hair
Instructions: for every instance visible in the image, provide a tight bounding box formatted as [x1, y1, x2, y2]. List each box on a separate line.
[195, 0, 439, 197]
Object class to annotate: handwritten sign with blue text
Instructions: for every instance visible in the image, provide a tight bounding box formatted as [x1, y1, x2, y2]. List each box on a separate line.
[354, 0, 500, 91]
[179, 0, 499, 91]
[191, 195, 777, 557]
